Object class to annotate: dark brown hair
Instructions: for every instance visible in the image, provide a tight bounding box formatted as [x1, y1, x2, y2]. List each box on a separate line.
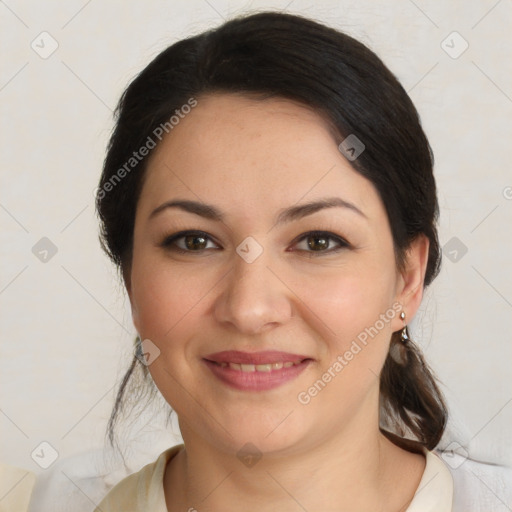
[97, 11, 447, 452]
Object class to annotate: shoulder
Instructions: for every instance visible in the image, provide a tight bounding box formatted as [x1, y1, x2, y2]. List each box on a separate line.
[94, 444, 183, 512]
[25, 442, 183, 512]
[435, 450, 512, 512]
[412, 448, 512, 511]
[0, 463, 37, 512]
[405, 449, 454, 512]
[26, 446, 137, 512]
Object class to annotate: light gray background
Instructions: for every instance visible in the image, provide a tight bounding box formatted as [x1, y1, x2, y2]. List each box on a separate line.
[1, 0, 511, 490]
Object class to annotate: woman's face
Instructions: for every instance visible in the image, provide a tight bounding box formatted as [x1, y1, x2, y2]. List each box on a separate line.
[128, 93, 425, 457]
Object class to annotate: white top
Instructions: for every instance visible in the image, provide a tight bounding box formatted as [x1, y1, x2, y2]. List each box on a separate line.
[93, 444, 454, 511]
[22, 442, 512, 511]
[22, 436, 512, 511]
[0, 463, 36, 512]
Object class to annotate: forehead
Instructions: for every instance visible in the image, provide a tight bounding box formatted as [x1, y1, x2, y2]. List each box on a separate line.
[138, 93, 381, 221]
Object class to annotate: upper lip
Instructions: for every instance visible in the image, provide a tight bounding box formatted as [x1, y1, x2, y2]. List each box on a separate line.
[204, 350, 312, 365]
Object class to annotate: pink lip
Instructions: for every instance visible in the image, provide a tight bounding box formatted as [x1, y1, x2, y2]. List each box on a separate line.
[204, 350, 311, 365]
[203, 351, 313, 391]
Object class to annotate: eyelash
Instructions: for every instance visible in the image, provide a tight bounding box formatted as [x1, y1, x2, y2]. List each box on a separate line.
[160, 230, 350, 257]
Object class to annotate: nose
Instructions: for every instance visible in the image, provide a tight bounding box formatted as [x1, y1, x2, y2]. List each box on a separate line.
[213, 246, 293, 335]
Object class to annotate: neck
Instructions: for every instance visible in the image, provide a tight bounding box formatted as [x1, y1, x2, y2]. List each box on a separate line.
[164, 410, 425, 512]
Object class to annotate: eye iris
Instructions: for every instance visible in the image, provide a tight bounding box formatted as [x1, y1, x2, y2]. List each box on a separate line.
[308, 235, 329, 251]
[185, 234, 207, 250]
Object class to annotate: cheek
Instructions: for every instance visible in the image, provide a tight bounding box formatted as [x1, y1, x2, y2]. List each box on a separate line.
[130, 262, 211, 402]
[294, 261, 397, 391]
[297, 275, 397, 413]
[132, 263, 205, 341]
[130, 251, 234, 371]
[298, 260, 396, 337]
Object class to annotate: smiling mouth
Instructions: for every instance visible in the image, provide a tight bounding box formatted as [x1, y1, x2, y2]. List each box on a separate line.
[203, 355, 313, 391]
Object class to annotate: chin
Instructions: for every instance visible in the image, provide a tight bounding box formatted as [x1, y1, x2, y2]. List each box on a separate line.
[212, 412, 309, 458]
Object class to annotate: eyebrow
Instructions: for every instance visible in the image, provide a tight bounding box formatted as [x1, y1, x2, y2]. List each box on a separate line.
[149, 196, 367, 224]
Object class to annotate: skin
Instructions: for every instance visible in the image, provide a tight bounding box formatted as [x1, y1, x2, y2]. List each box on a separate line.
[126, 93, 430, 512]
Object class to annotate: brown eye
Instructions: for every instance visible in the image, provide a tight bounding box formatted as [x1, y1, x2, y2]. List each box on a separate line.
[293, 231, 349, 256]
[161, 231, 219, 253]
[307, 234, 330, 251]
[183, 234, 208, 251]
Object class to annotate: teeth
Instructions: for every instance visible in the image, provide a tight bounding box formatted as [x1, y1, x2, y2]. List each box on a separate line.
[255, 364, 272, 372]
[220, 360, 304, 372]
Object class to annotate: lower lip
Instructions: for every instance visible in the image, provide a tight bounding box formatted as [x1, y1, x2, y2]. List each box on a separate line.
[203, 359, 312, 391]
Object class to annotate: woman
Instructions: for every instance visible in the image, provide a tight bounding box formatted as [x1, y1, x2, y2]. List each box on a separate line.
[94, 11, 452, 511]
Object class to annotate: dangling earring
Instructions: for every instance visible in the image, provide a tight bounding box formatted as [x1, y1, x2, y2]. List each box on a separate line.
[399, 311, 409, 344]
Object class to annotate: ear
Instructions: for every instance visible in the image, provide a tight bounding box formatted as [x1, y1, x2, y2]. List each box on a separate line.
[394, 234, 430, 327]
